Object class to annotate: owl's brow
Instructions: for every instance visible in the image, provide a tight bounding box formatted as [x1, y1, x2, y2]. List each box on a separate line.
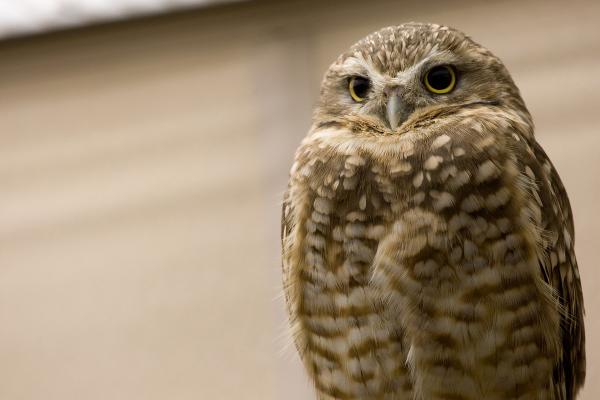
[340, 48, 455, 87]
[420, 49, 460, 67]
[340, 55, 388, 90]
[398, 49, 456, 80]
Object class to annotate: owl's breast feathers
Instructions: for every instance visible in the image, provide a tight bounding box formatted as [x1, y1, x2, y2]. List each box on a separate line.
[282, 106, 584, 400]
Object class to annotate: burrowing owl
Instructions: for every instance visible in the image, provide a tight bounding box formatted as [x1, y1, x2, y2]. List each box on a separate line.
[281, 23, 585, 399]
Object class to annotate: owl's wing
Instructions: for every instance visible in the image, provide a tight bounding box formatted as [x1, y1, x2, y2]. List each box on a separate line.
[527, 141, 585, 400]
[281, 186, 302, 346]
[281, 188, 294, 307]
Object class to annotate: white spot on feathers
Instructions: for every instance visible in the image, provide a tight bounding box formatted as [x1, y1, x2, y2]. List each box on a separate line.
[431, 134, 451, 150]
[424, 155, 443, 170]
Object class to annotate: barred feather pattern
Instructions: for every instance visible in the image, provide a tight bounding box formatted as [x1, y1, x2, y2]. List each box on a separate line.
[281, 23, 584, 400]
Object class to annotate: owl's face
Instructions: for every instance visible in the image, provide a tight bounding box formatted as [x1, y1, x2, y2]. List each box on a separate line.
[314, 23, 528, 135]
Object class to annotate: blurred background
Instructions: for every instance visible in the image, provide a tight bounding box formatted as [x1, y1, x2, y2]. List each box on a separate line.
[0, 0, 598, 399]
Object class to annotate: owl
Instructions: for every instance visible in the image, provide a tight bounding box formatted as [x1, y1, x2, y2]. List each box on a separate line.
[281, 23, 585, 400]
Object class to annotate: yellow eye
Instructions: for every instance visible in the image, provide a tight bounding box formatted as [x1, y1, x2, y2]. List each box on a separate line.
[424, 65, 456, 94]
[348, 76, 370, 102]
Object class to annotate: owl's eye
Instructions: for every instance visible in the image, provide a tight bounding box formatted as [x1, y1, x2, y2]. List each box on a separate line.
[348, 76, 370, 102]
[424, 65, 456, 94]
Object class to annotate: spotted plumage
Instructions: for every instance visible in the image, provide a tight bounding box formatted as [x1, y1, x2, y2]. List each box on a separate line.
[282, 23, 584, 400]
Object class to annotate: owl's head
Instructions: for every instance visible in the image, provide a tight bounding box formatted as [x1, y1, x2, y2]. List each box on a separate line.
[314, 23, 529, 135]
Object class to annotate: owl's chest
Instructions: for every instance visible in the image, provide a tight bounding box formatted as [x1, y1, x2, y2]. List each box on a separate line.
[292, 162, 415, 397]
[297, 228, 411, 398]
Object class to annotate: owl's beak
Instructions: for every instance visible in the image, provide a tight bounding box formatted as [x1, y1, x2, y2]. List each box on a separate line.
[386, 94, 410, 130]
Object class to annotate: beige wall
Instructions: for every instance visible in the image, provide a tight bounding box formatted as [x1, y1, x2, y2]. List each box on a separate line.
[0, 0, 599, 399]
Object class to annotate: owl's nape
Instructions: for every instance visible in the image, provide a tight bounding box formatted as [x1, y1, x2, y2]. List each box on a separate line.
[282, 22, 584, 400]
